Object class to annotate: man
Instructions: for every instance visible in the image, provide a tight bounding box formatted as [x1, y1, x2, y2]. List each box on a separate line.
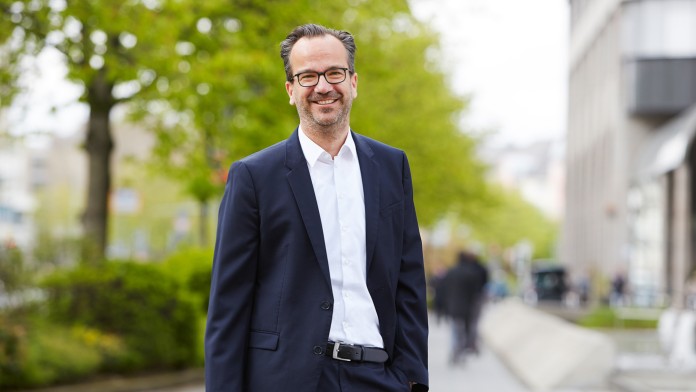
[205, 24, 429, 391]
[441, 250, 488, 363]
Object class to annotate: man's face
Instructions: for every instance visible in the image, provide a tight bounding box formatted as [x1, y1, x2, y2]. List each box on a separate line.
[285, 35, 358, 131]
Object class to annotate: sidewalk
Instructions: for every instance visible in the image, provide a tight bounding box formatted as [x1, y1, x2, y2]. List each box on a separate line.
[428, 314, 529, 391]
[604, 329, 696, 392]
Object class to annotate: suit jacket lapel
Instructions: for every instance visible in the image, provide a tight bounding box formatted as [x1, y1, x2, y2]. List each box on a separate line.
[353, 132, 380, 271]
[285, 129, 332, 290]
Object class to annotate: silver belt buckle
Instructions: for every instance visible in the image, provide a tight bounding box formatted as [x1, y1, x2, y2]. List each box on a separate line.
[332, 341, 351, 362]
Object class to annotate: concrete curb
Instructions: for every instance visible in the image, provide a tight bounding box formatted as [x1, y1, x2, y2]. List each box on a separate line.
[480, 298, 616, 391]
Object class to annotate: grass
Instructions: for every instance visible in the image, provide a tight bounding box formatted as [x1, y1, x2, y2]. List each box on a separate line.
[577, 306, 659, 329]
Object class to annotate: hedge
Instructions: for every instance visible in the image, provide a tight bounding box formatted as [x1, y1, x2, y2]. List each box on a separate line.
[41, 261, 199, 371]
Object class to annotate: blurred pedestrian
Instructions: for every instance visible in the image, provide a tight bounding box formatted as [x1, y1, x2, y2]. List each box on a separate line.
[429, 264, 448, 324]
[205, 23, 428, 392]
[610, 271, 627, 307]
[442, 250, 489, 363]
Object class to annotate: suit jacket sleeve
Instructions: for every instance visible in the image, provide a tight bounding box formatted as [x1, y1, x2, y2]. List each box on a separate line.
[205, 161, 259, 391]
[392, 152, 429, 391]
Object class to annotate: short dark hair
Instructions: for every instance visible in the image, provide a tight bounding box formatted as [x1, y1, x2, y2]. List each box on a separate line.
[457, 250, 480, 264]
[280, 23, 356, 82]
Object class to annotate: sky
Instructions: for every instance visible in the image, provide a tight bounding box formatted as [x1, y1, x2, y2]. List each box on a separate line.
[6, 48, 86, 141]
[7, 0, 570, 148]
[410, 0, 570, 147]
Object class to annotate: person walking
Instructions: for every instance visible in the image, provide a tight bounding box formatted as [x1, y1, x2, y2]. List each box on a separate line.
[442, 251, 489, 363]
[205, 24, 429, 392]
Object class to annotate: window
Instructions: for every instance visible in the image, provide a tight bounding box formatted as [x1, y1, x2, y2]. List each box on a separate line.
[623, 0, 696, 58]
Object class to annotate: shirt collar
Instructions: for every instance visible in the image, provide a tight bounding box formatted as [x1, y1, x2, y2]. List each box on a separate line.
[298, 126, 357, 167]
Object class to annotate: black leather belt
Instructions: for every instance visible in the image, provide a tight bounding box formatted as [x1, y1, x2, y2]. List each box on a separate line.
[326, 341, 389, 363]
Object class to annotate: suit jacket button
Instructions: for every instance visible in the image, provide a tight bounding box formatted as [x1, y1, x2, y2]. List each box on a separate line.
[313, 345, 324, 355]
[321, 301, 332, 310]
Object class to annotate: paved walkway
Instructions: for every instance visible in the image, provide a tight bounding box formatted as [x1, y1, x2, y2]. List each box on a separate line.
[426, 315, 529, 391]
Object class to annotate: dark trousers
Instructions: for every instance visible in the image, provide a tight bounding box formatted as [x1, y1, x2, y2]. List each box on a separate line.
[316, 355, 410, 392]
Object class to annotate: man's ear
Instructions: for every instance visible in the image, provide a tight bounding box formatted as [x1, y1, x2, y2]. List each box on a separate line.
[285, 81, 296, 105]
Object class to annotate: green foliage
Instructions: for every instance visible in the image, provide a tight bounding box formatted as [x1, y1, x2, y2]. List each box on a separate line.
[158, 246, 213, 314]
[471, 186, 559, 259]
[578, 306, 659, 329]
[41, 261, 199, 371]
[0, 316, 26, 383]
[130, 0, 490, 226]
[351, 19, 490, 226]
[157, 246, 213, 365]
[0, 245, 28, 292]
[0, 315, 118, 389]
[2, 0, 493, 238]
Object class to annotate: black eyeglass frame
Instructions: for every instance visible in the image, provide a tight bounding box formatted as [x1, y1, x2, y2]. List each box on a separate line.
[291, 67, 351, 87]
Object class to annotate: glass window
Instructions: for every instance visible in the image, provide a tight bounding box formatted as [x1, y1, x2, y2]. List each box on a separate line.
[623, 0, 696, 57]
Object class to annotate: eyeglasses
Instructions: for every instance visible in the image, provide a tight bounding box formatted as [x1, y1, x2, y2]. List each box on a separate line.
[292, 68, 350, 87]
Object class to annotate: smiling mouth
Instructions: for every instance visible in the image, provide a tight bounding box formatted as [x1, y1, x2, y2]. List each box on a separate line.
[314, 99, 338, 105]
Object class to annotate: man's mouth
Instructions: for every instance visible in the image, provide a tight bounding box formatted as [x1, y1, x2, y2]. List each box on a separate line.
[314, 99, 338, 105]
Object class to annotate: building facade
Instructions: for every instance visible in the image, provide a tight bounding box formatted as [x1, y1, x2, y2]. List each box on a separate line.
[564, 0, 696, 306]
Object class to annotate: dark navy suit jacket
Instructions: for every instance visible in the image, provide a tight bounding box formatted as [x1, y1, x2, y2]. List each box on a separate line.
[205, 130, 429, 391]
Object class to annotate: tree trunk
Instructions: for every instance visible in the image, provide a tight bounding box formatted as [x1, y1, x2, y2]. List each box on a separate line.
[82, 70, 114, 263]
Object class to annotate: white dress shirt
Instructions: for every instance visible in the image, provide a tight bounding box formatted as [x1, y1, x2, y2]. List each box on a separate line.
[298, 127, 384, 348]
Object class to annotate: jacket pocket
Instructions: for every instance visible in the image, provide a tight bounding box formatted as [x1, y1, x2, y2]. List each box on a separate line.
[248, 330, 279, 351]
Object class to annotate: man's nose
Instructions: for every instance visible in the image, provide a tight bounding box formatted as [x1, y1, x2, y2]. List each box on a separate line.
[314, 75, 332, 93]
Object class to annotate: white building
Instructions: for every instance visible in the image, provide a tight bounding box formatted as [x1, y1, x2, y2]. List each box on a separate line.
[564, 0, 696, 306]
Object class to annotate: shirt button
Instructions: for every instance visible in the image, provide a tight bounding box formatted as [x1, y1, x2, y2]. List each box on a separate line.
[321, 301, 332, 310]
[313, 345, 324, 355]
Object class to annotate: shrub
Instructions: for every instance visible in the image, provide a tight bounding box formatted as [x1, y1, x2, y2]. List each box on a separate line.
[42, 261, 199, 371]
[0, 245, 29, 292]
[0, 316, 108, 388]
[159, 246, 213, 313]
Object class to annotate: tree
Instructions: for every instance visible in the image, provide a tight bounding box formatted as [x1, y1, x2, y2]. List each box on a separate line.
[1, 0, 492, 255]
[0, 1, 244, 258]
[472, 186, 558, 259]
[140, 0, 492, 240]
